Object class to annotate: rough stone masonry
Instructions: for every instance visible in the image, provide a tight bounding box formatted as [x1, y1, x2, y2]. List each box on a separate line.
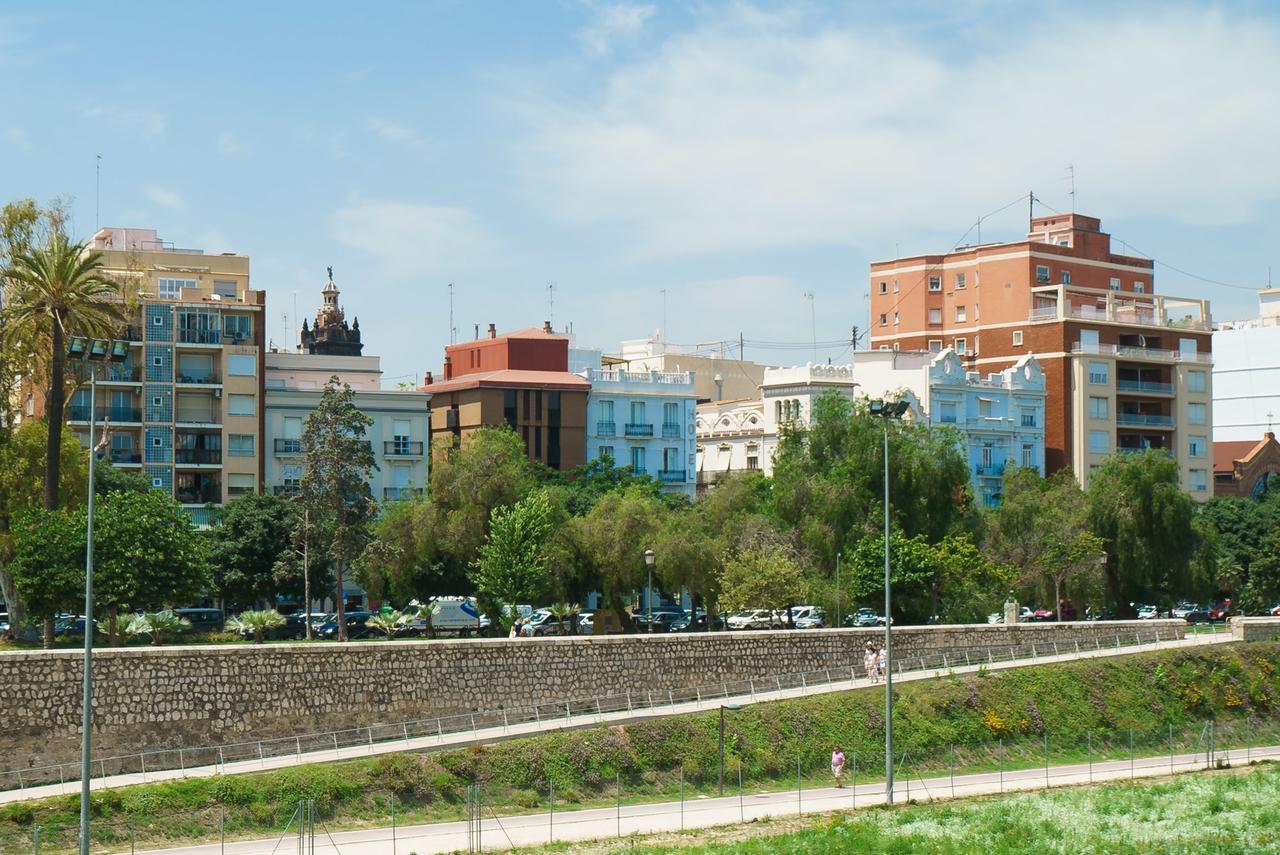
[0, 620, 1182, 777]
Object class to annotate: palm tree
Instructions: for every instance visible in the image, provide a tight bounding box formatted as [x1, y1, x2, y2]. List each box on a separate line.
[122, 610, 192, 646]
[549, 602, 581, 635]
[367, 609, 406, 640]
[230, 609, 286, 644]
[5, 235, 122, 510]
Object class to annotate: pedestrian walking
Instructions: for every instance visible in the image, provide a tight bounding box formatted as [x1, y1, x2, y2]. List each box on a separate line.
[878, 645, 887, 679]
[831, 746, 846, 788]
[863, 642, 878, 682]
[509, 617, 522, 639]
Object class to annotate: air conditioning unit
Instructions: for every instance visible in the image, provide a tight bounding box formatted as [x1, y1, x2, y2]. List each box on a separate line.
[214, 389, 222, 399]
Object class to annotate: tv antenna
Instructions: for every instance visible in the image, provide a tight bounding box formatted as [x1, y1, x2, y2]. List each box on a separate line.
[547, 281, 555, 327]
[803, 290, 816, 361]
[448, 283, 456, 344]
[1066, 164, 1076, 212]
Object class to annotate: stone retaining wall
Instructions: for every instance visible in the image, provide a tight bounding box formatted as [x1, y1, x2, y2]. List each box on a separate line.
[0, 620, 1183, 773]
[1230, 616, 1280, 642]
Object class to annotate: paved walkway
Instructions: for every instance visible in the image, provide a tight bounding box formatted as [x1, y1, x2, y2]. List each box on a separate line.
[125, 741, 1279, 854]
[1, 630, 1232, 807]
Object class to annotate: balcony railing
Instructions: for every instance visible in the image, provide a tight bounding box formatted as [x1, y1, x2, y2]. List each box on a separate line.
[662, 423, 681, 437]
[109, 450, 141, 465]
[176, 373, 222, 385]
[383, 487, 423, 501]
[658, 469, 686, 483]
[68, 406, 142, 423]
[1072, 342, 1213, 364]
[123, 325, 145, 342]
[1116, 380, 1174, 395]
[177, 329, 222, 345]
[975, 463, 1007, 476]
[272, 485, 300, 497]
[274, 438, 304, 455]
[383, 440, 424, 457]
[102, 367, 141, 383]
[175, 448, 222, 465]
[1116, 413, 1174, 428]
[596, 420, 617, 436]
[176, 486, 221, 504]
[1118, 447, 1174, 457]
[174, 414, 220, 426]
[625, 423, 654, 437]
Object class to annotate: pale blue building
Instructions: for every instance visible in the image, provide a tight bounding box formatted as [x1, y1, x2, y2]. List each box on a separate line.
[581, 367, 697, 498]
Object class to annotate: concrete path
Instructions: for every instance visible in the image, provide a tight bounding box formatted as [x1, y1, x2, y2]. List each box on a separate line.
[1, 629, 1233, 807]
[120, 741, 1279, 855]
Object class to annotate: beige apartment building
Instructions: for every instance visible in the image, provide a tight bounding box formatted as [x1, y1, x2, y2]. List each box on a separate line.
[73, 227, 266, 522]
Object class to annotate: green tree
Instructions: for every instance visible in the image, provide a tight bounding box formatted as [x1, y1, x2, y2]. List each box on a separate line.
[470, 491, 554, 620]
[5, 233, 123, 511]
[230, 609, 285, 644]
[8, 507, 83, 647]
[93, 461, 152, 496]
[579, 487, 664, 622]
[123, 610, 191, 646]
[93, 490, 210, 644]
[366, 609, 407, 640]
[718, 538, 810, 617]
[300, 378, 377, 641]
[1086, 451, 1201, 612]
[842, 528, 942, 624]
[207, 492, 294, 609]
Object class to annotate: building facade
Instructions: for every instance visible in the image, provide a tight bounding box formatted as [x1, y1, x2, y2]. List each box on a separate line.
[758, 363, 864, 473]
[615, 334, 770, 402]
[1213, 433, 1280, 499]
[422, 323, 590, 469]
[869, 212, 1214, 495]
[582, 368, 697, 497]
[71, 227, 265, 523]
[694, 399, 765, 492]
[1212, 289, 1280, 442]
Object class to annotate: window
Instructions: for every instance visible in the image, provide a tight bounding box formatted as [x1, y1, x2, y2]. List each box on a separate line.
[1088, 362, 1109, 385]
[223, 315, 252, 342]
[213, 279, 238, 298]
[879, 313, 888, 326]
[228, 394, 255, 417]
[928, 308, 942, 324]
[746, 446, 759, 470]
[1187, 370, 1206, 393]
[892, 342, 900, 351]
[1020, 411, 1036, 427]
[153, 396, 163, 407]
[928, 275, 942, 292]
[1022, 444, 1034, 468]
[1088, 397, 1109, 419]
[893, 279, 899, 293]
[176, 392, 214, 423]
[153, 315, 163, 326]
[1089, 430, 1109, 453]
[1179, 338, 1199, 359]
[227, 354, 255, 376]
[1189, 469, 1207, 492]
[1188, 436, 1206, 458]
[630, 401, 645, 424]
[1060, 270, 1072, 285]
[1035, 265, 1050, 283]
[283, 417, 302, 440]
[392, 418, 412, 454]
[955, 272, 966, 289]
[598, 445, 614, 461]
[1012, 330, 1024, 346]
[893, 311, 900, 325]
[981, 444, 994, 468]
[1109, 277, 1121, 292]
[1079, 329, 1099, 349]
[955, 305, 966, 322]
[1187, 403, 1206, 425]
[157, 277, 195, 300]
[392, 463, 411, 488]
[227, 473, 255, 497]
[978, 399, 993, 418]
[153, 436, 162, 447]
[153, 355, 163, 366]
[939, 402, 957, 424]
[928, 339, 943, 353]
[879, 281, 888, 294]
[1135, 281, 1146, 294]
[629, 446, 645, 473]
[504, 389, 517, 427]
[955, 338, 967, 355]
[663, 402, 679, 428]
[152, 477, 164, 488]
[228, 434, 255, 456]
[662, 446, 680, 472]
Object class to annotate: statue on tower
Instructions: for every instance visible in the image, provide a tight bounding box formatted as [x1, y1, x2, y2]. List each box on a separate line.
[299, 267, 364, 356]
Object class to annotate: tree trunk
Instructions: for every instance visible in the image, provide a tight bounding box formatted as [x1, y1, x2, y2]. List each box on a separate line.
[108, 605, 119, 647]
[335, 559, 348, 642]
[0, 565, 22, 640]
[44, 321, 66, 512]
[303, 515, 313, 640]
[1054, 578, 1062, 622]
[42, 615, 54, 649]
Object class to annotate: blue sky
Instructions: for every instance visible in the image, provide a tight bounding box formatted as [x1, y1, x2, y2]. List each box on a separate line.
[4, 1, 1279, 385]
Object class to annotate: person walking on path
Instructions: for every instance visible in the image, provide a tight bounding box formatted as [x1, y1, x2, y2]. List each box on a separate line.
[864, 642, 878, 682]
[878, 645, 888, 680]
[831, 746, 846, 788]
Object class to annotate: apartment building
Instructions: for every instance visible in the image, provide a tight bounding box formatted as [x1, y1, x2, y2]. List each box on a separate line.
[422, 323, 589, 469]
[694, 399, 765, 492]
[870, 213, 1214, 494]
[74, 227, 265, 522]
[614, 333, 769, 402]
[1212, 289, 1280, 442]
[265, 276, 430, 505]
[581, 367, 697, 497]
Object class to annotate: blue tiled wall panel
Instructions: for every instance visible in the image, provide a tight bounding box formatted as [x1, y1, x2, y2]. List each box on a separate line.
[144, 465, 171, 491]
[145, 303, 172, 342]
[145, 427, 172, 463]
[145, 345, 172, 382]
[145, 384, 173, 422]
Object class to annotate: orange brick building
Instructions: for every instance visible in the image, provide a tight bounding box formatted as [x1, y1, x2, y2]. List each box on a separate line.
[870, 213, 1214, 494]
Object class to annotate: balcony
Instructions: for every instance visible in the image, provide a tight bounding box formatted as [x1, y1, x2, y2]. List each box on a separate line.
[662, 423, 681, 438]
[1072, 341, 1213, 364]
[176, 485, 221, 504]
[174, 414, 221, 427]
[596, 420, 617, 437]
[658, 469, 686, 483]
[975, 463, 1007, 477]
[109, 450, 141, 465]
[176, 329, 222, 345]
[272, 484, 300, 497]
[1116, 413, 1174, 428]
[383, 487, 423, 501]
[1118, 447, 1174, 458]
[1116, 379, 1174, 396]
[123, 325, 145, 343]
[175, 448, 223, 465]
[69, 406, 142, 423]
[625, 423, 654, 437]
[176, 372, 222, 385]
[101, 367, 141, 383]
[274, 438, 303, 455]
[383, 440, 424, 457]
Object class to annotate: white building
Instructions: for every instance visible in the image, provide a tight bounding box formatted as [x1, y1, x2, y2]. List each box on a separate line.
[759, 363, 867, 472]
[694, 399, 765, 491]
[581, 367, 698, 498]
[615, 333, 769, 402]
[1213, 289, 1280, 442]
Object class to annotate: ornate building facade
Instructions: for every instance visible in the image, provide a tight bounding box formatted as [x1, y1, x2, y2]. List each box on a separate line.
[300, 267, 363, 357]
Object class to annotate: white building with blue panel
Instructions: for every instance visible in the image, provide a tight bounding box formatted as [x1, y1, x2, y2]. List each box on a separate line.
[581, 367, 698, 498]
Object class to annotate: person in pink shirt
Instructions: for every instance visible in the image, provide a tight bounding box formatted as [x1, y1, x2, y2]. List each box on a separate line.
[831, 746, 846, 788]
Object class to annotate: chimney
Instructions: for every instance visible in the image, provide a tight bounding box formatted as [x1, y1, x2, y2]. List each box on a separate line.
[487, 323, 497, 339]
[474, 323, 480, 340]
[543, 320, 552, 333]
[443, 355, 453, 381]
[424, 370, 433, 386]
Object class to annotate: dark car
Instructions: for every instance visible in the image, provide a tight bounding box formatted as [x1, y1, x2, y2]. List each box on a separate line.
[671, 612, 727, 633]
[630, 604, 683, 631]
[1209, 600, 1231, 622]
[1182, 605, 1212, 624]
[175, 608, 225, 633]
[644, 612, 688, 633]
[53, 616, 100, 637]
[318, 611, 374, 639]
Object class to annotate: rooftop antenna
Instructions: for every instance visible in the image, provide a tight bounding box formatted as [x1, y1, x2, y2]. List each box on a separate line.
[281, 311, 289, 350]
[1066, 164, 1076, 212]
[660, 289, 667, 342]
[803, 290, 816, 361]
[95, 154, 101, 231]
[292, 290, 299, 351]
[448, 283, 456, 344]
[547, 281, 555, 328]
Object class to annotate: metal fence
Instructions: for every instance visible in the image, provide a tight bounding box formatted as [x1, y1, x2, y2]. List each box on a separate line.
[8, 713, 1273, 854]
[0, 624, 1223, 797]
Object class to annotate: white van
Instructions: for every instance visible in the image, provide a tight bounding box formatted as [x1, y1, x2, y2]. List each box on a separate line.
[406, 597, 490, 637]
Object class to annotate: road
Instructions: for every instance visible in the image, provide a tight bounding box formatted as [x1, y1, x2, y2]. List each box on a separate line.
[1, 628, 1232, 806]
[126, 742, 1280, 854]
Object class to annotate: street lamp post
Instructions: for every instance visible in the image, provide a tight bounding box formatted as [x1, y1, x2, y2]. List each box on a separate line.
[718, 703, 740, 795]
[69, 337, 127, 855]
[835, 551, 841, 630]
[643, 549, 655, 633]
[869, 397, 909, 805]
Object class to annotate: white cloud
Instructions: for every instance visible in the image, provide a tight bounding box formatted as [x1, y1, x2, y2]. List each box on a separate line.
[80, 105, 166, 141]
[367, 118, 431, 150]
[3, 127, 31, 151]
[143, 186, 184, 210]
[518, 5, 1280, 258]
[578, 2, 656, 57]
[216, 130, 247, 157]
[330, 201, 495, 278]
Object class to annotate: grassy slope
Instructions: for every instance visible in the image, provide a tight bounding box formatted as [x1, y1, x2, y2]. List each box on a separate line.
[3, 642, 1278, 852]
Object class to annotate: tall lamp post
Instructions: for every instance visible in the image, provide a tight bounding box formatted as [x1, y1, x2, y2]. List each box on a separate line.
[643, 549, 655, 633]
[718, 703, 740, 795]
[69, 336, 128, 855]
[869, 397, 909, 804]
[835, 550, 842, 629]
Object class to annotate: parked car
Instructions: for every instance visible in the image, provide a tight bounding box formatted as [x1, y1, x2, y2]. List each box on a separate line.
[410, 597, 491, 636]
[1181, 604, 1212, 624]
[644, 611, 688, 633]
[987, 612, 1003, 625]
[54, 616, 99, 637]
[317, 611, 374, 639]
[522, 609, 574, 637]
[175, 608, 225, 633]
[852, 608, 887, 627]
[630, 604, 683, 630]
[1136, 604, 1159, 620]
[727, 609, 779, 630]
[670, 611, 727, 632]
[788, 605, 822, 627]
[794, 607, 826, 629]
[1209, 600, 1232, 622]
[1171, 602, 1196, 620]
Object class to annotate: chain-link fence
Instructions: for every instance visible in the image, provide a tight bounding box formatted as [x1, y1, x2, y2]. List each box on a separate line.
[7, 712, 1275, 854]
